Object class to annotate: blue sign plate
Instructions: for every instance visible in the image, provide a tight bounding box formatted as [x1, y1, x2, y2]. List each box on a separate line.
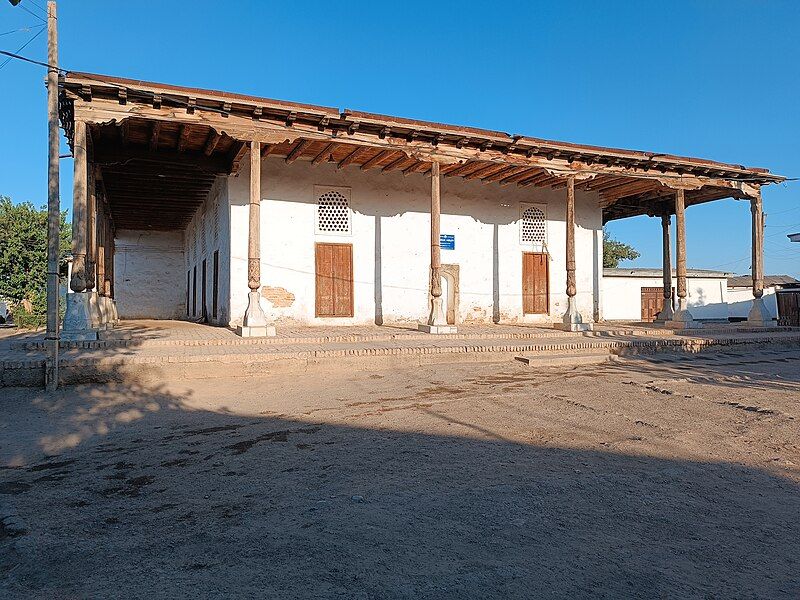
[440, 234, 455, 250]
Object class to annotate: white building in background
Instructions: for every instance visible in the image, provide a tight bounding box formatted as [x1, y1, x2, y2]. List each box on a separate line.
[602, 268, 731, 322]
[727, 275, 798, 322]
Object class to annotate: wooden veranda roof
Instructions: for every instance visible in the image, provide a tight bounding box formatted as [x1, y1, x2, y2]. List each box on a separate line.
[59, 71, 785, 231]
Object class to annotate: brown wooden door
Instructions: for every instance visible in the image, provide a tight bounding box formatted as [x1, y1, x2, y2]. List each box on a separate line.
[777, 291, 800, 326]
[641, 287, 663, 322]
[315, 243, 354, 317]
[522, 252, 549, 314]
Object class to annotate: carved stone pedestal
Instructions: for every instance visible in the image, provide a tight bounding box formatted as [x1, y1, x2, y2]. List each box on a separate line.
[62, 293, 98, 341]
[747, 297, 772, 327]
[419, 296, 455, 334]
[555, 297, 593, 332]
[237, 290, 275, 338]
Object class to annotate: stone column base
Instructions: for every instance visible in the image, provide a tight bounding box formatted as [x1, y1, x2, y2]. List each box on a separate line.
[555, 296, 593, 332]
[554, 321, 594, 332]
[665, 310, 703, 330]
[418, 323, 457, 334]
[654, 301, 675, 323]
[236, 325, 276, 338]
[747, 297, 772, 327]
[62, 292, 98, 341]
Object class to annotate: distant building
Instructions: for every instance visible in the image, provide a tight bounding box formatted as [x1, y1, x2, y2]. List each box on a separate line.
[602, 268, 730, 322]
[728, 275, 799, 323]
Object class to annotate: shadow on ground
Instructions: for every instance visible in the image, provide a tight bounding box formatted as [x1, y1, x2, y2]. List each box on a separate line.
[0, 361, 798, 599]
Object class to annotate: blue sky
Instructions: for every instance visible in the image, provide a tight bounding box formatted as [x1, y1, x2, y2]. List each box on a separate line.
[1, 0, 798, 276]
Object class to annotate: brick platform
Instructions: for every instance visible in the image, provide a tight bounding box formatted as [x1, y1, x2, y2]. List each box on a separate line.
[2, 320, 799, 387]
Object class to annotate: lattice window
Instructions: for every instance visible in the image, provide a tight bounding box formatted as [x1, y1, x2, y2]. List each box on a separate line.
[315, 187, 351, 235]
[520, 204, 547, 245]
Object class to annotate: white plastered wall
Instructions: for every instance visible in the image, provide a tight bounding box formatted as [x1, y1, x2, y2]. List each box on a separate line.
[602, 275, 729, 321]
[183, 178, 230, 325]
[225, 157, 603, 327]
[727, 287, 778, 320]
[114, 230, 186, 319]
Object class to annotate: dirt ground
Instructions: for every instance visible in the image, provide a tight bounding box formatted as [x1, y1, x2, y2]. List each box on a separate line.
[1, 349, 798, 599]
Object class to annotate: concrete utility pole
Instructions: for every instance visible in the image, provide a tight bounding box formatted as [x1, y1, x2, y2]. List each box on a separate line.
[45, 0, 61, 390]
[9, 0, 62, 388]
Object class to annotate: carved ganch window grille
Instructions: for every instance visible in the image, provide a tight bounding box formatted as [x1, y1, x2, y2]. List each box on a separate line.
[315, 187, 351, 235]
[520, 204, 547, 245]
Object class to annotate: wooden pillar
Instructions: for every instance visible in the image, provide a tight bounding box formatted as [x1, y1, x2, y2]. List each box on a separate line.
[674, 189, 687, 311]
[96, 202, 105, 296]
[655, 213, 674, 322]
[668, 188, 697, 327]
[85, 166, 97, 293]
[69, 120, 88, 293]
[238, 140, 274, 336]
[747, 187, 770, 325]
[565, 175, 577, 299]
[420, 161, 451, 331]
[62, 119, 97, 338]
[248, 140, 261, 295]
[751, 189, 764, 299]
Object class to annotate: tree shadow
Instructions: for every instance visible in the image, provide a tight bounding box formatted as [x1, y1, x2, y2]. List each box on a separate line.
[1, 368, 798, 599]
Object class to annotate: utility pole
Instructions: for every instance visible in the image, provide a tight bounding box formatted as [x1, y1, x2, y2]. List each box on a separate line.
[7, 2, 60, 389]
[45, 0, 60, 391]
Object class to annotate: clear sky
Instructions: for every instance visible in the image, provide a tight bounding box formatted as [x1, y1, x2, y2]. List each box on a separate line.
[1, 0, 798, 277]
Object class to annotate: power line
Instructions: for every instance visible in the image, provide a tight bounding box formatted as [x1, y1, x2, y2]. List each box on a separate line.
[18, 3, 46, 23]
[0, 26, 44, 71]
[0, 25, 42, 37]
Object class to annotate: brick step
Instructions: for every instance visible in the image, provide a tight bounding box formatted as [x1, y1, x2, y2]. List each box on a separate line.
[3, 333, 798, 387]
[11, 327, 679, 352]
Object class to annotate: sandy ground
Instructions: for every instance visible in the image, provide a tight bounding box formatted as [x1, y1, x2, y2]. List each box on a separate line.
[1, 349, 798, 599]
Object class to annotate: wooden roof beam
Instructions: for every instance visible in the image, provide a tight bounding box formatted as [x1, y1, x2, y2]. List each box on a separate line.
[481, 165, 520, 183]
[311, 142, 337, 165]
[381, 154, 411, 173]
[402, 160, 429, 176]
[499, 167, 540, 186]
[337, 146, 367, 169]
[361, 149, 394, 170]
[285, 138, 313, 163]
[176, 124, 190, 152]
[149, 121, 161, 151]
[463, 163, 508, 180]
[203, 130, 221, 156]
[444, 161, 487, 178]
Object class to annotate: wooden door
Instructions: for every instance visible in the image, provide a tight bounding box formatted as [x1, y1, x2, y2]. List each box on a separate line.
[777, 291, 800, 326]
[641, 287, 663, 322]
[522, 252, 549, 314]
[315, 243, 354, 317]
[201, 259, 207, 321]
[212, 250, 219, 319]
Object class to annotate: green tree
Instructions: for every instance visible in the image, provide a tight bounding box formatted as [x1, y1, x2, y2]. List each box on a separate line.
[0, 196, 71, 328]
[603, 230, 640, 268]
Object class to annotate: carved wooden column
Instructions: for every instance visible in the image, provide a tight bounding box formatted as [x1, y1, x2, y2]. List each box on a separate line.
[238, 140, 275, 337]
[85, 166, 102, 328]
[747, 187, 770, 326]
[666, 188, 699, 328]
[62, 120, 97, 339]
[655, 213, 675, 322]
[419, 161, 455, 333]
[557, 175, 592, 331]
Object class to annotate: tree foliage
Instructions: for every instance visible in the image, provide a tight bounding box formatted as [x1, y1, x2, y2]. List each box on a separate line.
[0, 196, 71, 327]
[603, 230, 640, 268]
